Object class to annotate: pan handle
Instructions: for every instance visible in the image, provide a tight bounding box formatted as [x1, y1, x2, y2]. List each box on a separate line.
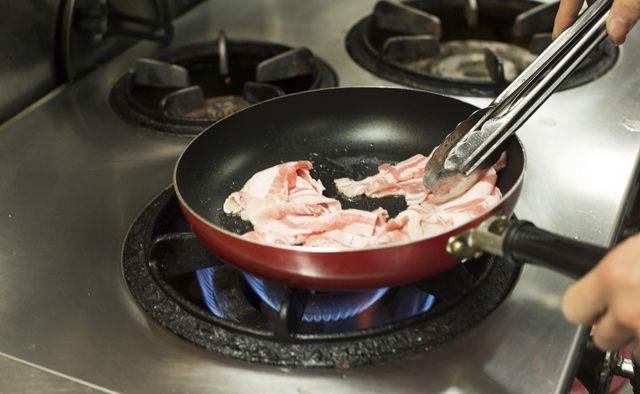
[502, 220, 608, 278]
[448, 215, 609, 278]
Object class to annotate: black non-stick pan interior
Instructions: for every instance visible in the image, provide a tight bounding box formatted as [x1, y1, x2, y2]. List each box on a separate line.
[175, 87, 523, 235]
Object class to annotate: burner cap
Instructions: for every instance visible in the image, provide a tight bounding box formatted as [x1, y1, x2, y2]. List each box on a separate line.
[111, 32, 337, 135]
[346, 0, 618, 97]
[411, 40, 535, 82]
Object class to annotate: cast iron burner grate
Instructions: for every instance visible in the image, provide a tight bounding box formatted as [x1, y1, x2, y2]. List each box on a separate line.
[122, 186, 520, 367]
[110, 31, 337, 135]
[346, 0, 618, 97]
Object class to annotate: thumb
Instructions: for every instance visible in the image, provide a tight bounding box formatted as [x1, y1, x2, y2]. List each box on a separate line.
[607, 0, 640, 45]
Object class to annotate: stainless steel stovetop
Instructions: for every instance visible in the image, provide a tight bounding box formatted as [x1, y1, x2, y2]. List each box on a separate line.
[1, 1, 640, 393]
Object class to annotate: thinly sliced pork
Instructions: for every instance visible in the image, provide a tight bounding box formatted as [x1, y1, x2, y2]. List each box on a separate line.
[223, 154, 504, 248]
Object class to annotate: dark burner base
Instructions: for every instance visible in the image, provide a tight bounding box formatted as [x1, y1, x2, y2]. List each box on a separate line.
[110, 39, 337, 135]
[123, 186, 520, 367]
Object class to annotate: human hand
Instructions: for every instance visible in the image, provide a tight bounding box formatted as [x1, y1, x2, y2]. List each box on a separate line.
[552, 0, 640, 45]
[561, 233, 640, 357]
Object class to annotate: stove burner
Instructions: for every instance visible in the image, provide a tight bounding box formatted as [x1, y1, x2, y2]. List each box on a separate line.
[110, 31, 337, 135]
[199, 269, 394, 322]
[241, 273, 434, 323]
[346, 0, 618, 96]
[123, 186, 520, 367]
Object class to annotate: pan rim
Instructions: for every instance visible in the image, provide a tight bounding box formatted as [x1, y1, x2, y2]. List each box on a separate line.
[173, 86, 527, 254]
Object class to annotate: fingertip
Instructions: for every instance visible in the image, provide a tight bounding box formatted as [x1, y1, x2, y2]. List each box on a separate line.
[607, 15, 630, 45]
[551, 19, 570, 41]
[560, 285, 582, 324]
[592, 311, 635, 352]
[560, 269, 608, 325]
[553, 0, 584, 40]
[610, 37, 626, 46]
[551, 21, 562, 40]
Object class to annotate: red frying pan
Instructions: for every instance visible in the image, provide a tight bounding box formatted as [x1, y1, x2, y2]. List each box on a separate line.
[174, 87, 608, 290]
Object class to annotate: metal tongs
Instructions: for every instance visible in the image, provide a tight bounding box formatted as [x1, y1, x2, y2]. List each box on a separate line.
[423, 0, 613, 201]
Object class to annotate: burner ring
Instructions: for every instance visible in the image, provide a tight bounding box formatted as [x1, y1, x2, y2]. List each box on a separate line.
[346, 1, 619, 97]
[110, 39, 338, 135]
[123, 186, 520, 367]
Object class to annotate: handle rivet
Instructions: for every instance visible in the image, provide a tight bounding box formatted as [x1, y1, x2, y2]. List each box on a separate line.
[450, 240, 465, 254]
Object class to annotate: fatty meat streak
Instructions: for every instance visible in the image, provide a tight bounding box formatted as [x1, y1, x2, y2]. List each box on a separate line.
[223, 154, 505, 248]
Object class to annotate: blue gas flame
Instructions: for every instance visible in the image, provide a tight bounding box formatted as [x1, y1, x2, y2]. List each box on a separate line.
[399, 290, 435, 319]
[196, 267, 435, 322]
[196, 267, 225, 318]
[243, 273, 389, 322]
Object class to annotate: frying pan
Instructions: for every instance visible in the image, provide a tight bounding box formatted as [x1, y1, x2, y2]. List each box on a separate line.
[174, 87, 608, 290]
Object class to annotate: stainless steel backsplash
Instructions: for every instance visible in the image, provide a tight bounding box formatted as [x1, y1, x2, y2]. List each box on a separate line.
[0, 0, 63, 123]
[0, 0, 203, 124]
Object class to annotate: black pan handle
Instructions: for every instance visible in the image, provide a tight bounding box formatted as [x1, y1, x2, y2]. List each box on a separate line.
[447, 216, 609, 278]
[502, 220, 608, 278]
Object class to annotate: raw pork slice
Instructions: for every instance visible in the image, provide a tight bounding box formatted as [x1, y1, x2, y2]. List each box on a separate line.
[223, 161, 388, 246]
[334, 154, 430, 206]
[223, 160, 339, 221]
[224, 153, 505, 248]
[376, 168, 501, 241]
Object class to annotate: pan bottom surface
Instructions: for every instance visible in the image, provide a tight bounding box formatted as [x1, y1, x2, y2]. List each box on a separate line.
[123, 186, 520, 367]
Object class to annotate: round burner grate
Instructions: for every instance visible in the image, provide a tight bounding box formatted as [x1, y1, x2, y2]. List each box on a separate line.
[111, 34, 337, 135]
[346, 0, 618, 97]
[122, 186, 520, 367]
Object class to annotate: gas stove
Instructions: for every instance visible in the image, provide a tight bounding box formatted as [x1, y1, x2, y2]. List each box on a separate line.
[1, 1, 640, 393]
